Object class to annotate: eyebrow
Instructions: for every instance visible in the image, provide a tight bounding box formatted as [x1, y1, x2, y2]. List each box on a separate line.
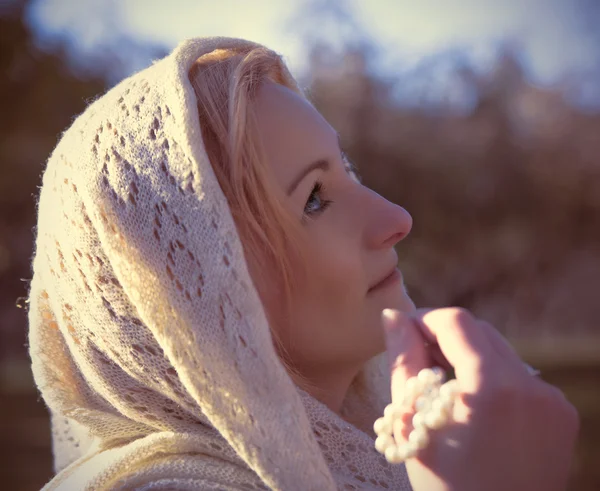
[286, 133, 341, 196]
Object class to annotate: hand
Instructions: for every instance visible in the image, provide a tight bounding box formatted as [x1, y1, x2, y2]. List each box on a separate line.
[381, 307, 580, 491]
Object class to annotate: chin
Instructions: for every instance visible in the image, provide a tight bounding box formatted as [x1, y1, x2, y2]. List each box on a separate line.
[400, 293, 417, 313]
[386, 287, 416, 314]
[362, 290, 416, 356]
[368, 318, 389, 356]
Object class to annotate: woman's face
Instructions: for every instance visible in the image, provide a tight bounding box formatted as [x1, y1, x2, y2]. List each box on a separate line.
[249, 81, 415, 380]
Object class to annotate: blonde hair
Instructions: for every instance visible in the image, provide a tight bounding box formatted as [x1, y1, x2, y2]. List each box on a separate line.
[188, 44, 313, 388]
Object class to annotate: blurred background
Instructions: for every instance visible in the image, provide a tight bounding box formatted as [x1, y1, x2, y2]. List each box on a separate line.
[1, 0, 599, 489]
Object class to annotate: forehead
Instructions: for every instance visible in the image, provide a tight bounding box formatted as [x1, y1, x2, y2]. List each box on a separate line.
[254, 81, 338, 188]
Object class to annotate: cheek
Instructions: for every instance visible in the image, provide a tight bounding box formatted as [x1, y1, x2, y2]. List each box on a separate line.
[301, 235, 364, 324]
[290, 235, 386, 364]
[312, 249, 361, 304]
[243, 243, 283, 323]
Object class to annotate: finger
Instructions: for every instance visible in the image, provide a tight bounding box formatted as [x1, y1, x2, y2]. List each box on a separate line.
[382, 309, 429, 404]
[408, 308, 458, 373]
[475, 320, 517, 358]
[474, 320, 542, 379]
[413, 308, 495, 393]
[427, 343, 453, 373]
[475, 320, 527, 363]
[418, 309, 524, 370]
[420, 312, 535, 378]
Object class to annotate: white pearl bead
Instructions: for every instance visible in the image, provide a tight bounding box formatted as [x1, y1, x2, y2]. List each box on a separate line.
[424, 408, 449, 430]
[402, 441, 419, 459]
[373, 416, 392, 436]
[408, 427, 429, 449]
[431, 366, 446, 383]
[412, 411, 426, 429]
[385, 445, 403, 464]
[384, 403, 403, 420]
[394, 445, 410, 461]
[418, 368, 437, 385]
[422, 385, 440, 399]
[374, 367, 457, 461]
[431, 397, 454, 414]
[415, 395, 432, 412]
[439, 380, 459, 401]
[375, 434, 395, 453]
[405, 376, 423, 399]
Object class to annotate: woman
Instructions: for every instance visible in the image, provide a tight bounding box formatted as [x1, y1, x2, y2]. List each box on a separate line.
[27, 37, 579, 490]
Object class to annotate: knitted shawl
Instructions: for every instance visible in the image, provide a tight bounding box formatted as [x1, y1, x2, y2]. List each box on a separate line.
[27, 36, 412, 491]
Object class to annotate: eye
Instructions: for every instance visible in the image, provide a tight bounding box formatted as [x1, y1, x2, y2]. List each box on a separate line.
[303, 181, 333, 221]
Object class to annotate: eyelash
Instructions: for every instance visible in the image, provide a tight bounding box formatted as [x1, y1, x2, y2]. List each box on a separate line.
[302, 181, 333, 222]
[302, 153, 363, 222]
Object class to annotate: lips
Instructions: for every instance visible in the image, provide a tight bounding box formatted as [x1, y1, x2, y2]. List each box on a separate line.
[368, 267, 400, 293]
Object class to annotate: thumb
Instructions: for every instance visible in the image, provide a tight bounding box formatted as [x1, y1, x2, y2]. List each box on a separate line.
[382, 308, 430, 405]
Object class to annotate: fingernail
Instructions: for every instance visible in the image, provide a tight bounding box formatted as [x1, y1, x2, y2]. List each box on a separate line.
[382, 308, 402, 330]
[382, 308, 397, 322]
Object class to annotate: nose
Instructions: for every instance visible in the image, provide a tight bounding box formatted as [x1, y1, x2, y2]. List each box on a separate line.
[364, 189, 413, 250]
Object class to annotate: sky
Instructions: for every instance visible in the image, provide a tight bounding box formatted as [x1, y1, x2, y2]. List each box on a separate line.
[25, 0, 600, 107]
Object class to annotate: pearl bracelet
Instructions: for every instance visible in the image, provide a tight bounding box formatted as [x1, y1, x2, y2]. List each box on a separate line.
[373, 367, 459, 464]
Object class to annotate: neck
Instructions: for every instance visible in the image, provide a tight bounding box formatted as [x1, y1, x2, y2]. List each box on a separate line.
[290, 362, 362, 416]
